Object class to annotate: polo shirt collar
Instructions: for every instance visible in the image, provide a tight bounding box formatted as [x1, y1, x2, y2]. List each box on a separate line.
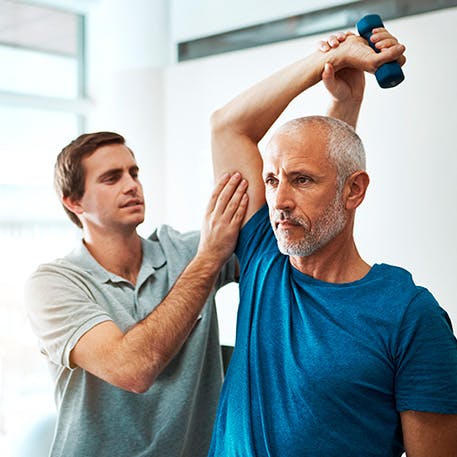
[66, 237, 167, 284]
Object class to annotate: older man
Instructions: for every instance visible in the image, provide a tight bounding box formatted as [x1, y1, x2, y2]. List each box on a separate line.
[208, 30, 457, 456]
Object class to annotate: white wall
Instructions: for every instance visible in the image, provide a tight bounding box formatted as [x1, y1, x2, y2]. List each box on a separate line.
[86, 0, 170, 231]
[164, 8, 457, 343]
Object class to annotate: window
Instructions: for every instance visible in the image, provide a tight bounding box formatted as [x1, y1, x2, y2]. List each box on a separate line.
[0, 1, 86, 454]
[0, 44, 78, 98]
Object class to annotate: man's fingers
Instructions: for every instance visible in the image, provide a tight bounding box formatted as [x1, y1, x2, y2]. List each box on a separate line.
[322, 62, 335, 83]
[369, 29, 406, 66]
[230, 193, 249, 225]
[319, 40, 331, 52]
[216, 177, 248, 220]
[327, 34, 340, 47]
[210, 172, 247, 218]
[373, 37, 399, 50]
[372, 43, 406, 69]
[318, 31, 352, 52]
[378, 44, 406, 66]
[396, 54, 407, 67]
[222, 179, 248, 222]
[207, 172, 231, 214]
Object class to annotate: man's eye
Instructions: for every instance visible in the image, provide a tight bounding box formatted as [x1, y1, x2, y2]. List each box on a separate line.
[265, 176, 277, 186]
[296, 176, 311, 185]
[104, 175, 118, 183]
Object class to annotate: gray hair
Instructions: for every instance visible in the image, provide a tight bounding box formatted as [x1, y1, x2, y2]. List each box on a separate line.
[276, 115, 366, 190]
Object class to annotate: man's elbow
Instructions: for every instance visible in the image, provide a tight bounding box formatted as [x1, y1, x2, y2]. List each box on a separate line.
[210, 107, 230, 135]
[125, 379, 153, 394]
[109, 370, 154, 394]
[110, 355, 165, 394]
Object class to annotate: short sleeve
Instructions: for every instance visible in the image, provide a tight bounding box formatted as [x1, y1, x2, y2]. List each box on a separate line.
[395, 288, 457, 413]
[153, 226, 200, 261]
[157, 225, 238, 290]
[215, 255, 239, 290]
[25, 265, 112, 369]
[236, 205, 273, 268]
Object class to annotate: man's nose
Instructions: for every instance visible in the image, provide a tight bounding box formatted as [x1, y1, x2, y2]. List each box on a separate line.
[123, 174, 139, 194]
[274, 181, 294, 211]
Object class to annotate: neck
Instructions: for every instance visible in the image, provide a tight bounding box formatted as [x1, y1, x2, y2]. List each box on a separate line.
[83, 228, 143, 285]
[289, 228, 370, 284]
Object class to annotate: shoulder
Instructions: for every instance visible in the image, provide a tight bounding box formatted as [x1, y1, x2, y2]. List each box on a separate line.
[375, 264, 440, 305]
[374, 265, 455, 344]
[25, 258, 98, 310]
[27, 257, 92, 286]
[240, 205, 270, 237]
[237, 205, 276, 262]
[369, 263, 424, 301]
[28, 241, 103, 285]
[362, 264, 449, 331]
[371, 263, 414, 286]
[149, 225, 200, 262]
[25, 241, 112, 307]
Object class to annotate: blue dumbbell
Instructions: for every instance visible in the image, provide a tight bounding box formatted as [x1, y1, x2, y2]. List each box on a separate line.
[356, 14, 405, 88]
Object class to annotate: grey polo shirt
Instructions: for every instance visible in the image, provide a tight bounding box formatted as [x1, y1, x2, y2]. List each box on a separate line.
[25, 224, 237, 457]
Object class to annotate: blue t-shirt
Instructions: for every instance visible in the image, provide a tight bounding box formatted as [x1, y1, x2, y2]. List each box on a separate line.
[208, 205, 457, 457]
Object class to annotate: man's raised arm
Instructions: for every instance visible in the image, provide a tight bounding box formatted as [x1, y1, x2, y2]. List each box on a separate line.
[211, 31, 405, 226]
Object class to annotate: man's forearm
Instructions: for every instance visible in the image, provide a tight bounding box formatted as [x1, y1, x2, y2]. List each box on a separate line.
[110, 173, 247, 393]
[118, 253, 222, 392]
[327, 98, 363, 129]
[213, 33, 404, 145]
[212, 51, 326, 144]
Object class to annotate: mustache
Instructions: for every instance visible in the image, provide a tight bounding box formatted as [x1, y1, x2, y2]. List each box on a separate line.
[274, 211, 307, 227]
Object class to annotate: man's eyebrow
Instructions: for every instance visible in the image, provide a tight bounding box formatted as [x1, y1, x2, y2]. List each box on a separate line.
[97, 168, 122, 181]
[263, 170, 313, 178]
[97, 165, 139, 181]
[288, 170, 312, 178]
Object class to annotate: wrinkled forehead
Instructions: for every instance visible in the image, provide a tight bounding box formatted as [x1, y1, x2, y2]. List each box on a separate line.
[263, 125, 330, 170]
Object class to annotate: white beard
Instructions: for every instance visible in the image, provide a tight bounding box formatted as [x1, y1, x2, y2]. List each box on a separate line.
[273, 191, 347, 257]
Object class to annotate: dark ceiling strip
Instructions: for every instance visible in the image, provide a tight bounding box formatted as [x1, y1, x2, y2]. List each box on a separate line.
[178, 0, 457, 61]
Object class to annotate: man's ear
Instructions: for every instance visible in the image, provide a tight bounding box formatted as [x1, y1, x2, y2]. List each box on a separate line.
[62, 195, 84, 216]
[343, 171, 370, 210]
